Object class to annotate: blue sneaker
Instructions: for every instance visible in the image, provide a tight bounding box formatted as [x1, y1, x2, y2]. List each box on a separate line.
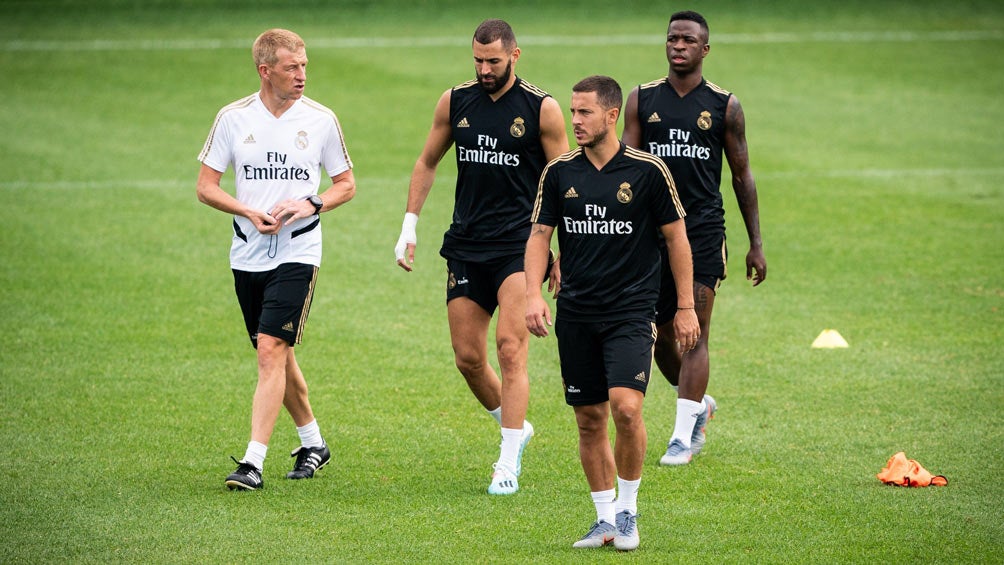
[691, 395, 717, 456]
[659, 438, 692, 466]
[614, 510, 640, 551]
[515, 421, 534, 476]
[572, 520, 616, 548]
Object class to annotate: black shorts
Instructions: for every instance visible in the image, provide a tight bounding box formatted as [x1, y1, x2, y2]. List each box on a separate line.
[655, 232, 727, 326]
[445, 254, 524, 315]
[233, 263, 318, 348]
[555, 317, 656, 406]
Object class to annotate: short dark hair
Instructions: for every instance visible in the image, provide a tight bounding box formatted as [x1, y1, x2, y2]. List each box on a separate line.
[669, 10, 710, 41]
[473, 19, 517, 51]
[572, 75, 622, 111]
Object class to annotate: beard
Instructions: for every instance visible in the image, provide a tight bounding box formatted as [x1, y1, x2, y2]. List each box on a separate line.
[577, 127, 609, 148]
[477, 60, 512, 94]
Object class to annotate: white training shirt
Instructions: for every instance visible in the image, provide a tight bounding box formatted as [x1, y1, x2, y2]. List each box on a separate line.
[198, 92, 353, 271]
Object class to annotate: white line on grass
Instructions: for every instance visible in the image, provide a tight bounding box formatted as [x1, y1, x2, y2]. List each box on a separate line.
[4, 30, 1002, 52]
[2, 168, 1003, 191]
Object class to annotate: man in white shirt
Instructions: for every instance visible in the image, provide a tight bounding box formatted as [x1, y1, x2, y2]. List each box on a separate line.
[196, 28, 355, 490]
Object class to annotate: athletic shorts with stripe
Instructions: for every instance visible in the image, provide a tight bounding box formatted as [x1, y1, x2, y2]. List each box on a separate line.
[233, 262, 317, 348]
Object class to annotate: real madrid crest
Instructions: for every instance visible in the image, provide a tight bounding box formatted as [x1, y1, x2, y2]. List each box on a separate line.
[617, 182, 633, 204]
[448, 271, 457, 290]
[697, 111, 712, 131]
[295, 130, 309, 149]
[510, 117, 526, 138]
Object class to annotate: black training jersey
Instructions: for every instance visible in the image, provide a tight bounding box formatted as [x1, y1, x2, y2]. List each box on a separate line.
[636, 77, 730, 233]
[443, 77, 550, 261]
[532, 143, 686, 322]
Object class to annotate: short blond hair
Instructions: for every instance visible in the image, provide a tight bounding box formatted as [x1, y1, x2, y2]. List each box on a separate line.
[252, 29, 305, 67]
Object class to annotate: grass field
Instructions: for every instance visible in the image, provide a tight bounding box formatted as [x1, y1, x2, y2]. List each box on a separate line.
[1, 0, 1003, 562]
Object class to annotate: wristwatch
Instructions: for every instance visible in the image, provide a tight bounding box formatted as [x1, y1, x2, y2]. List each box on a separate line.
[307, 194, 323, 215]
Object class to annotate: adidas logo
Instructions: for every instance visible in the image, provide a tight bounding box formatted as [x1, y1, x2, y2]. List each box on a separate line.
[243, 134, 256, 144]
[564, 187, 579, 199]
[457, 117, 470, 128]
[282, 321, 294, 332]
[647, 113, 661, 123]
[634, 372, 647, 383]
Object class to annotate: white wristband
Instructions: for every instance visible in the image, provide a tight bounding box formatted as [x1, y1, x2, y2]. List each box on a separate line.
[402, 212, 418, 231]
[395, 213, 419, 261]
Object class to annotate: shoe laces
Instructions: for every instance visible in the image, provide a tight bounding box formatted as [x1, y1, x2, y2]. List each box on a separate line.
[665, 438, 688, 455]
[291, 447, 320, 471]
[616, 511, 638, 536]
[584, 520, 613, 538]
[230, 456, 261, 478]
[492, 462, 516, 475]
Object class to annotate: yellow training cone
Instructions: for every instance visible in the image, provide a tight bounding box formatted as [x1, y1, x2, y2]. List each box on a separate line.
[812, 329, 849, 349]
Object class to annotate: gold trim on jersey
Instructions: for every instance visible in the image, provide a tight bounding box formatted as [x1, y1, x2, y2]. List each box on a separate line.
[623, 146, 686, 219]
[705, 80, 731, 96]
[532, 148, 582, 222]
[518, 79, 550, 100]
[198, 93, 257, 162]
[637, 76, 732, 98]
[639, 76, 668, 90]
[300, 96, 354, 169]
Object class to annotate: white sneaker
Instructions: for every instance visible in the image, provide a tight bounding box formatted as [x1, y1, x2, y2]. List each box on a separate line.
[659, 438, 693, 466]
[613, 510, 639, 551]
[515, 421, 534, 476]
[487, 463, 519, 495]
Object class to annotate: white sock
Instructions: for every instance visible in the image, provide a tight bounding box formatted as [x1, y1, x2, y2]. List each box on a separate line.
[498, 427, 522, 472]
[670, 398, 703, 448]
[242, 440, 267, 470]
[591, 488, 616, 524]
[615, 477, 641, 515]
[487, 406, 503, 426]
[296, 419, 324, 448]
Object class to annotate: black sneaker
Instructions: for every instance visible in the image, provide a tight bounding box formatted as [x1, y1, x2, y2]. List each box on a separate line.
[287, 444, 331, 479]
[225, 456, 263, 491]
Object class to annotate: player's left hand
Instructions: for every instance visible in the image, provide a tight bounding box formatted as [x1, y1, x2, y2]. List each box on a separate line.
[269, 199, 313, 227]
[546, 252, 561, 298]
[746, 246, 767, 286]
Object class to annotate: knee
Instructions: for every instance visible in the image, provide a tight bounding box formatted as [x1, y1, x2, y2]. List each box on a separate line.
[453, 349, 485, 377]
[495, 334, 527, 371]
[256, 335, 289, 370]
[576, 411, 607, 438]
[611, 402, 643, 431]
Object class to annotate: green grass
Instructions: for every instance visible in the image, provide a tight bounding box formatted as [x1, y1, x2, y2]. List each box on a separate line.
[1, 0, 1003, 562]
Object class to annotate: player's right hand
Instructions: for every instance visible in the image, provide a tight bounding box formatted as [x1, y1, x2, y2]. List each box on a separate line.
[252, 210, 282, 235]
[395, 212, 419, 272]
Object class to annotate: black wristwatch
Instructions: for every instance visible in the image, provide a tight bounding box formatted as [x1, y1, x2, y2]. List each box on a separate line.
[306, 194, 323, 215]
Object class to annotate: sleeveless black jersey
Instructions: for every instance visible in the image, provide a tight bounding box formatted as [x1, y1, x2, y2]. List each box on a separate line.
[532, 144, 686, 322]
[636, 77, 730, 234]
[443, 77, 550, 261]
